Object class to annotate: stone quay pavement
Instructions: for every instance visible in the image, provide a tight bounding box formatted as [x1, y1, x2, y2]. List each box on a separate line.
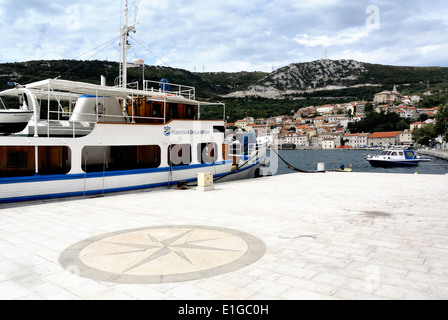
[0, 171, 447, 300]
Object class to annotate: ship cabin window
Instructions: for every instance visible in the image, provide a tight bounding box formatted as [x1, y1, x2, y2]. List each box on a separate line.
[186, 105, 195, 120]
[213, 126, 225, 134]
[128, 100, 165, 124]
[168, 144, 192, 167]
[153, 104, 162, 118]
[391, 152, 398, 156]
[198, 143, 218, 164]
[169, 103, 179, 120]
[82, 145, 161, 173]
[398, 151, 404, 156]
[167, 104, 195, 121]
[1, 146, 70, 177]
[7, 151, 28, 168]
[38, 146, 71, 175]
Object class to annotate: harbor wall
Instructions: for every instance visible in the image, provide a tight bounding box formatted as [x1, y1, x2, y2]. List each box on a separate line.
[418, 149, 448, 161]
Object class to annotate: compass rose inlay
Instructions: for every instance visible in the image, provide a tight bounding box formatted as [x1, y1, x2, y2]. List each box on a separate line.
[60, 226, 266, 284]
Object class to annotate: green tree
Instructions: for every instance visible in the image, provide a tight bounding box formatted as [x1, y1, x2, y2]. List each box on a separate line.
[347, 110, 410, 134]
[417, 114, 429, 122]
[435, 105, 448, 142]
[412, 124, 437, 145]
[364, 103, 374, 113]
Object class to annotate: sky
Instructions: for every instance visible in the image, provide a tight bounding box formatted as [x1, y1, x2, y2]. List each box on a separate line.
[0, 0, 448, 72]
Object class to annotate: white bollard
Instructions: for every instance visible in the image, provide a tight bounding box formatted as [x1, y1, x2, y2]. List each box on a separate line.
[317, 163, 326, 172]
[197, 172, 215, 192]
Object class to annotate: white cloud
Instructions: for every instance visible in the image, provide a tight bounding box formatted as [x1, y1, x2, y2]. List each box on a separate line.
[0, 0, 447, 72]
[294, 28, 371, 47]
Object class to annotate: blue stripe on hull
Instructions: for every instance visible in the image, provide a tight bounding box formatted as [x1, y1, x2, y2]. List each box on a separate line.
[0, 160, 258, 204]
[0, 161, 232, 185]
[0, 180, 181, 204]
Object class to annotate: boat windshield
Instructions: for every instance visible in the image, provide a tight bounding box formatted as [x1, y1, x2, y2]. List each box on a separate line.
[381, 151, 388, 155]
[405, 151, 415, 159]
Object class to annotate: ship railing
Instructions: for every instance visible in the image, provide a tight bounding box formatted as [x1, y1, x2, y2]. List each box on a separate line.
[44, 117, 95, 138]
[143, 80, 196, 100]
[45, 110, 164, 138]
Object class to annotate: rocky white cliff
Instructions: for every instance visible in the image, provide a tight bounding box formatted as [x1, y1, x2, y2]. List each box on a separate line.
[225, 59, 373, 98]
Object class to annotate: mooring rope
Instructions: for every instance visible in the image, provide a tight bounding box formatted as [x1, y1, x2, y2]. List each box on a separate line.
[270, 148, 323, 173]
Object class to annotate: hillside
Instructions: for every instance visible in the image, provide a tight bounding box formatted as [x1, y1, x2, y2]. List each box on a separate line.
[1, 58, 448, 103]
[225, 59, 448, 98]
[0, 60, 265, 98]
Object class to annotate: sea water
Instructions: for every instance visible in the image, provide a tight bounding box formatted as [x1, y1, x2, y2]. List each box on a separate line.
[273, 150, 448, 176]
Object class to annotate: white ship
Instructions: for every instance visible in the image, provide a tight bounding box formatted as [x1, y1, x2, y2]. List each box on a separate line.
[0, 2, 271, 204]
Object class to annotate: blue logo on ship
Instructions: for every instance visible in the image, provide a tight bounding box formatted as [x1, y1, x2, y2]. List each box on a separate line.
[164, 126, 171, 136]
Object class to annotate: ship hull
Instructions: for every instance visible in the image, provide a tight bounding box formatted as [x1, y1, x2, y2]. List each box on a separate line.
[368, 159, 419, 168]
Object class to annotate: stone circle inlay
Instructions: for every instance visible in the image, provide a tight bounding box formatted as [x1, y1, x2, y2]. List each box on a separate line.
[59, 225, 266, 284]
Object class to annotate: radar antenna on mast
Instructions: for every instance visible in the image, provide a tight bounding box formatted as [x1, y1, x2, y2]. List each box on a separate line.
[118, 0, 141, 89]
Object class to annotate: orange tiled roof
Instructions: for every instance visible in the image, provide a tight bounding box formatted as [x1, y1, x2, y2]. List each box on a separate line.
[369, 131, 401, 139]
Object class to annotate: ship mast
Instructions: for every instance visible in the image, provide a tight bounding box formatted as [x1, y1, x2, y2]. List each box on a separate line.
[119, 0, 140, 89]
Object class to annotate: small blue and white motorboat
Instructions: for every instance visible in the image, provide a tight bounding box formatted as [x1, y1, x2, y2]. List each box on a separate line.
[366, 149, 420, 167]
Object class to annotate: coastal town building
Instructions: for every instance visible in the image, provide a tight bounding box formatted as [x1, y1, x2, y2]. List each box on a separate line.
[368, 131, 402, 147]
[399, 130, 414, 146]
[394, 106, 418, 120]
[374, 86, 403, 104]
[325, 114, 351, 128]
[294, 107, 315, 118]
[245, 123, 255, 133]
[351, 101, 367, 115]
[316, 104, 334, 114]
[250, 125, 269, 136]
[319, 132, 342, 149]
[351, 114, 366, 122]
[284, 133, 309, 147]
[322, 138, 337, 150]
[235, 118, 253, 130]
[343, 133, 370, 148]
[410, 121, 428, 131]
[310, 135, 319, 148]
[229, 86, 437, 150]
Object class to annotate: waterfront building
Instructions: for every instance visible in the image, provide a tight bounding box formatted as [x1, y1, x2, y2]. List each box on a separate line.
[310, 135, 319, 148]
[319, 132, 342, 148]
[284, 132, 309, 147]
[322, 138, 337, 149]
[343, 133, 370, 148]
[368, 131, 402, 147]
[399, 130, 414, 146]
